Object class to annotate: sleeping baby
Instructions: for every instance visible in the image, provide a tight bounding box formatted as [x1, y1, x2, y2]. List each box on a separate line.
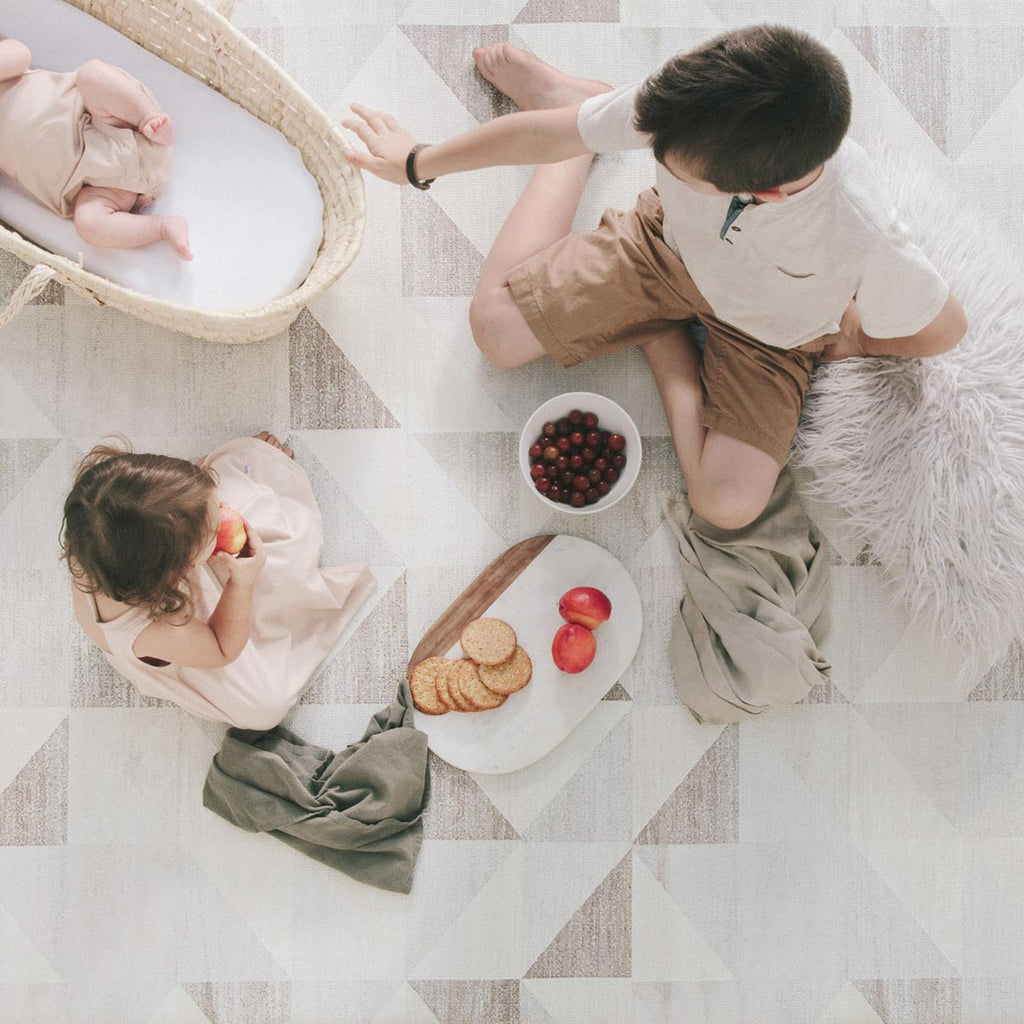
[0, 37, 191, 259]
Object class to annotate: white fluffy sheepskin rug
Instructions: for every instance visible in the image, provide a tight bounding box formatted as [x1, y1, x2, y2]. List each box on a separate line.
[793, 138, 1024, 670]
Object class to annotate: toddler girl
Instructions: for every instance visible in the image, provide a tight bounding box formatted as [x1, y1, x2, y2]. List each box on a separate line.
[0, 36, 191, 259]
[62, 432, 376, 729]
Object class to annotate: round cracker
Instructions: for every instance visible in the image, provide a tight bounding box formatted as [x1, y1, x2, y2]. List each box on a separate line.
[477, 645, 533, 695]
[434, 659, 463, 711]
[460, 617, 517, 666]
[456, 658, 508, 710]
[409, 656, 450, 715]
[444, 659, 478, 711]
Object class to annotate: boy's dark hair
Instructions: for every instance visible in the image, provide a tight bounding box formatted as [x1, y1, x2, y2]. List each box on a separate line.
[634, 24, 851, 193]
[61, 441, 218, 620]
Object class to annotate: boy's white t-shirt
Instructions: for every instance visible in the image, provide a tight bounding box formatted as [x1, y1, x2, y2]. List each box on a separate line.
[577, 83, 950, 350]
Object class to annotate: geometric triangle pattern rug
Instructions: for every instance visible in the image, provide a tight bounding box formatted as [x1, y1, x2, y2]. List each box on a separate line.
[2, 1, 1024, 1022]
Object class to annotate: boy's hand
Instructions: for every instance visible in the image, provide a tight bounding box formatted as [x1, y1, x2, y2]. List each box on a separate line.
[342, 103, 420, 184]
[820, 300, 867, 362]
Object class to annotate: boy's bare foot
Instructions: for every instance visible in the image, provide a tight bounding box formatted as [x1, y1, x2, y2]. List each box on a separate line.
[473, 42, 609, 110]
[159, 215, 193, 260]
[253, 431, 294, 459]
[139, 112, 175, 145]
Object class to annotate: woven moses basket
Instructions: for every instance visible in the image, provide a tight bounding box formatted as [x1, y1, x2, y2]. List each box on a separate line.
[0, 0, 363, 344]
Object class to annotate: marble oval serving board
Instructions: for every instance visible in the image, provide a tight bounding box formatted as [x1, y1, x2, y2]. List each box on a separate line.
[408, 534, 643, 774]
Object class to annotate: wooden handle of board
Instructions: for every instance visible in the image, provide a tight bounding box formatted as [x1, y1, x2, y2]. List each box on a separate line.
[407, 535, 556, 672]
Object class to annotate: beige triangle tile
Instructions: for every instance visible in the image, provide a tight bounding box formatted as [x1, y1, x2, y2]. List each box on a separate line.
[289, 309, 400, 429]
[631, 853, 733, 982]
[525, 853, 630, 977]
[0, 707, 69, 792]
[471, 701, 630, 835]
[401, 24, 515, 123]
[854, 620, 971, 703]
[411, 841, 626, 979]
[0, 365, 61, 439]
[825, 29, 948, 162]
[0, 902, 60, 983]
[401, 190, 485, 296]
[957, 73, 1024, 166]
[422, 753, 519, 839]
[840, 27, 950, 152]
[525, 713, 632, 842]
[181, 983, 290, 1024]
[852, 979, 962, 1024]
[816, 982, 886, 1024]
[301, 572, 408, 705]
[968, 639, 1024, 701]
[370, 983, 442, 1024]
[148, 986, 215, 1024]
[851, 839, 964, 973]
[618, 0, 721, 25]
[519, 985, 559, 1024]
[516, 0, 618, 22]
[635, 725, 737, 844]
[631, 706, 725, 840]
[189, 838, 410, 981]
[297, 429, 506, 567]
[510, 22, 623, 83]
[342, 27, 479, 142]
[0, 440, 60, 514]
[411, 980, 519, 1023]
[0, 719, 67, 846]
[521, 980, 634, 1024]
[399, 0, 521, 23]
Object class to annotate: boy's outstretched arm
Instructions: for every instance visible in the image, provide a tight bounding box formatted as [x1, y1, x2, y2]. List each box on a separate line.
[821, 293, 968, 361]
[342, 103, 591, 185]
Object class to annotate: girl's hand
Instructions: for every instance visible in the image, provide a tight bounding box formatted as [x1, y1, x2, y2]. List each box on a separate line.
[210, 519, 266, 586]
[341, 103, 420, 184]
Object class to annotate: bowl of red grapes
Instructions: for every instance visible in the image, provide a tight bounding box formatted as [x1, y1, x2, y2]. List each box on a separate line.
[519, 392, 642, 515]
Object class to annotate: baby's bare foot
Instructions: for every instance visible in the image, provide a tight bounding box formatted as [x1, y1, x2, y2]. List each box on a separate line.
[159, 215, 192, 260]
[473, 42, 610, 110]
[139, 112, 175, 145]
[253, 431, 295, 459]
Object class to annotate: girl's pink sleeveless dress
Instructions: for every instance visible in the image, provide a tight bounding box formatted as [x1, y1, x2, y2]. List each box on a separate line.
[91, 438, 376, 728]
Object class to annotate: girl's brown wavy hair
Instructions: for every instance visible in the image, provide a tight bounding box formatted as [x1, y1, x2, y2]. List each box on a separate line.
[60, 440, 217, 620]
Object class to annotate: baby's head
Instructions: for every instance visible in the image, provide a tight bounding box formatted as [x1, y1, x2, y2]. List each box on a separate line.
[61, 441, 219, 618]
[635, 24, 851, 195]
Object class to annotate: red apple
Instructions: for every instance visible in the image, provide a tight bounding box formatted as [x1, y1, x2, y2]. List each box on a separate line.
[214, 502, 247, 555]
[551, 623, 597, 673]
[558, 586, 612, 630]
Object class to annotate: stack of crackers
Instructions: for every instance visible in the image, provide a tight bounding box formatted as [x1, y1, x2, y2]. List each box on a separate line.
[409, 617, 532, 716]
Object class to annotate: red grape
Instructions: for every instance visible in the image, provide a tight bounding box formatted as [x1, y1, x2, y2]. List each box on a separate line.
[585, 488, 600, 504]
[570, 491, 586, 508]
[535, 476, 551, 492]
[568, 409, 583, 425]
[528, 443, 543, 460]
[542, 422, 557, 437]
[585, 430, 601, 447]
[543, 445, 559, 462]
[573, 475, 589, 492]
[583, 412, 599, 429]
[569, 431, 584, 447]
[607, 433, 626, 452]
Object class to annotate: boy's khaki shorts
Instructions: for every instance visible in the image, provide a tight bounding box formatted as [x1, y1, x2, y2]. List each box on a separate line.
[506, 188, 830, 466]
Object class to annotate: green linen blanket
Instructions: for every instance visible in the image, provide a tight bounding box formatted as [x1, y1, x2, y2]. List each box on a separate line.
[203, 682, 428, 894]
[662, 469, 832, 724]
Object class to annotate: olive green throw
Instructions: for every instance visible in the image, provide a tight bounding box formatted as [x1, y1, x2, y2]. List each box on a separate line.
[662, 469, 832, 724]
[203, 682, 428, 894]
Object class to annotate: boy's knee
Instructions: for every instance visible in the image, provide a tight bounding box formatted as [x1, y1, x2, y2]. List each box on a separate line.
[469, 294, 529, 370]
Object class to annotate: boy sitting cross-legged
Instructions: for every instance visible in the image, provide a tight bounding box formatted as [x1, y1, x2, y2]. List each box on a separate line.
[344, 25, 967, 530]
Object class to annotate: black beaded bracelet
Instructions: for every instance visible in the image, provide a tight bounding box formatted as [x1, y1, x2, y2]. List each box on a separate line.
[405, 144, 436, 190]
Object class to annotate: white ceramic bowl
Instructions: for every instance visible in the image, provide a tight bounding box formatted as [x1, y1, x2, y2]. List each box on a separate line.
[519, 391, 643, 515]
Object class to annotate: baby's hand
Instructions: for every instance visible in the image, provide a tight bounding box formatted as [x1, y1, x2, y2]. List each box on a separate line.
[210, 519, 266, 586]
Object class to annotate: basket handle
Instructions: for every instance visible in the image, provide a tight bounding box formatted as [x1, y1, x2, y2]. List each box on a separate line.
[0, 264, 58, 331]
